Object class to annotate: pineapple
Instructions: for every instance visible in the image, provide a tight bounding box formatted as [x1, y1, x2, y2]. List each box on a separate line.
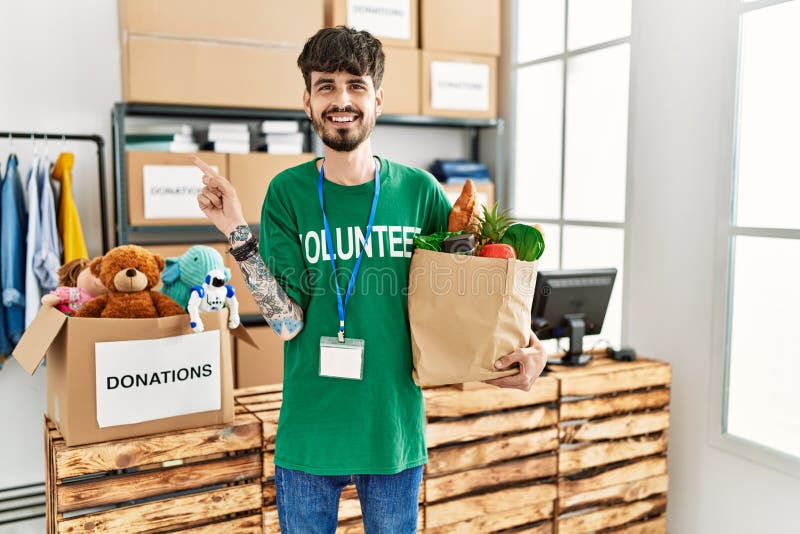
[476, 201, 514, 247]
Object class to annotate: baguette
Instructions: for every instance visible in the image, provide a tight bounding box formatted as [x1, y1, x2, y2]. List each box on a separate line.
[448, 179, 477, 232]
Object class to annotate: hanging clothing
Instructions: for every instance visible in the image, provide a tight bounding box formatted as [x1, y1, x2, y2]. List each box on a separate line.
[52, 152, 87, 262]
[34, 156, 61, 292]
[25, 157, 41, 327]
[1, 154, 27, 345]
[0, 158, 11, 359]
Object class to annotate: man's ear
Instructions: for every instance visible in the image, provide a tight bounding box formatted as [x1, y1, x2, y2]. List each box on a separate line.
[303, 90, 311, 118]
[375, 86, 384, 116]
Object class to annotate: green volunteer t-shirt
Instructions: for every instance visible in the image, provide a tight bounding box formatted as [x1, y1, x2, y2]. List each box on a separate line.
[259, 156, 451, 475]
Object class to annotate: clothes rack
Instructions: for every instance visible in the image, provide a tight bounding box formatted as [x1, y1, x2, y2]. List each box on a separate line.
[0, 131, 109, 252]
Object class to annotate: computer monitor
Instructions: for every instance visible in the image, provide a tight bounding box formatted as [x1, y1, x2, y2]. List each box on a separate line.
[531, 268, 617, 366]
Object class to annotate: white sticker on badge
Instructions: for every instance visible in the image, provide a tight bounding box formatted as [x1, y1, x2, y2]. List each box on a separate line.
[320, 337, 364, 380]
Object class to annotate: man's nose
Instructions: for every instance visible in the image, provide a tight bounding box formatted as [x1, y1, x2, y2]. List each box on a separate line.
[333, 88, 353, 107]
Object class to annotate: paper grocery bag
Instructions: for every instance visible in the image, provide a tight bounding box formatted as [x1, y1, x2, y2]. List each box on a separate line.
[408, 249, 537, 386]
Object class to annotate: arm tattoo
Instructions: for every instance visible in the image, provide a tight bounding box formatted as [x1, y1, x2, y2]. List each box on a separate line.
[229, 225, 304, 338]
[229, 224, 251, 244]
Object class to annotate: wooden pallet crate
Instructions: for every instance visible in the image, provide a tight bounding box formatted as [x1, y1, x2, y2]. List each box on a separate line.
[547, 355, 671, 534]
[44, 413, 263, 533]
[234, 385, 282, 533]
[422, 376, 560, 532]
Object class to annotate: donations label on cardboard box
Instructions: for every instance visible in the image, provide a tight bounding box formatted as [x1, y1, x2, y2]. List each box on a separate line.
[95, 330, 221, 428]
[348, 0, 411, 40]
[430, 61, 490, 112]
[143, 164, 213, 219]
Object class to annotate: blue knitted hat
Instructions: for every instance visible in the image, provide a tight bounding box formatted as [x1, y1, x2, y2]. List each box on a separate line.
[159, 245, 228, 310]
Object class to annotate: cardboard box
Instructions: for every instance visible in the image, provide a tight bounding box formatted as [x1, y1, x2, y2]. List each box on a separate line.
[13, 307, 254, 446]
[326, 0, 418, 48]
[118, 0, 323, 47]
[236, 326, 284, 388]
[420, 0, 500, 56]
[381, 46, 420, 115]
[421, 51, 497, 119]
[441, 181, 494, 210]
[122, 36, 305, 109]
[127, 150, 227, 227]
[228, 153, 315, 224]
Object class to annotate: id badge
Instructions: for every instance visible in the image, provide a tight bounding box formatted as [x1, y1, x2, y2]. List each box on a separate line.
[319, 337, 365, 380]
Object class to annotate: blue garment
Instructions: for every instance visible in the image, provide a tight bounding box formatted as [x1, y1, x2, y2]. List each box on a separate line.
[0, 158, 10, 358]
[34, 156, 61, 292]
[274, 465, 423, 533]
[1, 154, 27, 345]
[25, 157, 41, 327]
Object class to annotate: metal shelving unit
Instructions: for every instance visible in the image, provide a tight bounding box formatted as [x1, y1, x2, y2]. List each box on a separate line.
[112, 102, 503, 246]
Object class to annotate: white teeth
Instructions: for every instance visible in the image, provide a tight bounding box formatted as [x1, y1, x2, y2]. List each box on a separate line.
[330, 116, 355, 123]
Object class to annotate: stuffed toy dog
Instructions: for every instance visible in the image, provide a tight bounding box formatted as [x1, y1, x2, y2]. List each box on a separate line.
[77, 245, 186, 318]
[160, 245, 228, 310]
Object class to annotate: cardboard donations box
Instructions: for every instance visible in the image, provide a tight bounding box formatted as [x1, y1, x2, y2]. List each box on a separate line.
[14, 307, 254, 446]
[326, 0, 419, 49]
[421, 51, 497, 119]
[408, 249, 537, 386]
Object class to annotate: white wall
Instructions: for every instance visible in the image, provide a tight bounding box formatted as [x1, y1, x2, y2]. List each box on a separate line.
[625, 0, 800, 532]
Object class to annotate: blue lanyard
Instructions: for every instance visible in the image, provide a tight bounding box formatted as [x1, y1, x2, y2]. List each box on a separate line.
[318, 159, 380, 342]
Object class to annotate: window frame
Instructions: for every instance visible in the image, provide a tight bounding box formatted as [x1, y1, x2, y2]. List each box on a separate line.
[507, 0, 634, 345]
[707, 0, 800, 478]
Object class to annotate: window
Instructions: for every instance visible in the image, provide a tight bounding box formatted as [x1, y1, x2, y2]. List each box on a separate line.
[511, 0, 632, 352]
[715, 0, 800, 468]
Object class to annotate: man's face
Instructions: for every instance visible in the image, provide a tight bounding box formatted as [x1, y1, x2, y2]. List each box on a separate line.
[303, 70, 384, 152]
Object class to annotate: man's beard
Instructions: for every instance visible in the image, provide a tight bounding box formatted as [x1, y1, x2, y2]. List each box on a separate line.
[311, 105, 376, 152]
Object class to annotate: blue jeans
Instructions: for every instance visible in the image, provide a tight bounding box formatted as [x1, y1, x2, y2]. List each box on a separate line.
[275, 465, 423, 533]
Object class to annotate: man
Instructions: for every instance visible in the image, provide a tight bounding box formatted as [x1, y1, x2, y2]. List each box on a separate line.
[195, 26, 547, 534]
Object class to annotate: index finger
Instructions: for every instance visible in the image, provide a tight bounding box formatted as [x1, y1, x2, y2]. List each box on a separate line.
[189, 155, 221, 178]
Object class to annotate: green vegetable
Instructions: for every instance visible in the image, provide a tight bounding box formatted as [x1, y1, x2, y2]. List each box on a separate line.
[500, 224, 545, 261]
[413, 231, 464, 252]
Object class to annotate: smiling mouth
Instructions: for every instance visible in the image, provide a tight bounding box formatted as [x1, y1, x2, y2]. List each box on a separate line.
[326, 113, 359, 125]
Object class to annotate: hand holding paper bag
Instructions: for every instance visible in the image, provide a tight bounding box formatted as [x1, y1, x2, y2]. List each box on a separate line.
[484, 331, 547, 391]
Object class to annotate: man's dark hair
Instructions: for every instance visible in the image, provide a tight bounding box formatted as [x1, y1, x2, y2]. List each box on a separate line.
[298, 26, 385, 92]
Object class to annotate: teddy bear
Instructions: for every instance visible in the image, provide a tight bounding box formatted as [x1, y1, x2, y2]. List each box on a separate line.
[77, 245, 186, 318]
